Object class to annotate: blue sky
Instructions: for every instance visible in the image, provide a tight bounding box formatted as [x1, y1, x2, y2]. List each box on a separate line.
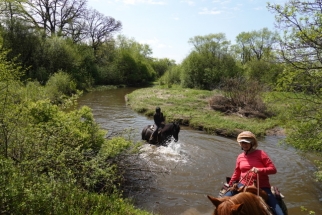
[87, 0, 287, 64]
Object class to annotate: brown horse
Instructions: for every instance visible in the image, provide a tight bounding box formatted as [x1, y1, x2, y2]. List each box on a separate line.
[207, 191, 273, 215]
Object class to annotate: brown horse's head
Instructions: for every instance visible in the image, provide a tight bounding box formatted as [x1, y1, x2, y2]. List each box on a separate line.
[207, 192, 272, 215]
[207, 195, 243, 215]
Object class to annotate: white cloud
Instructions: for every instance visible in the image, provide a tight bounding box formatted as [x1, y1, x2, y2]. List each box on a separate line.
[212, 0, 231, 4]
[199, 7, 222, 15]
[181, 0, 195, 6]
[220, 0, 231, 5]
[140, 38, 168, 49]
[230, 6, 241, 11]
[122, 0, 166, 4]
[253, 6, 263, 10]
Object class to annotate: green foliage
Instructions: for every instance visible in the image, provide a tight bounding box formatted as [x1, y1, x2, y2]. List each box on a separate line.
[235, 28, 279, 64]
[181, 33, 240, 90]
[244, 60, 284, 87]
[268, 1, 322, 156]
[274, 92, 322, 152]
[159, 64, 182, 87]
[108, 49, 155, 86]
[151, 58, 176, 78]
[100, 137, 132, 158]
[0, 156, 151, 215]
[300, 206, 316, 215]
[95, 36, 157, 86]
[45, 71, 78, 104]
[0, 18, 41, 70]
[314, 160, 322, 182]
[0, 53, 151, 214]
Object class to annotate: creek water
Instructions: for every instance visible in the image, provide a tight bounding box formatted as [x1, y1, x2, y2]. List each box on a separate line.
[77, 87, 322, 215]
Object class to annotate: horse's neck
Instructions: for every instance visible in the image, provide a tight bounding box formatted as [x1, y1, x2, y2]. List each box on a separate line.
[239, 186, 268, 202]
[163, 124, 173, 133]
[229, 193, 272, 215]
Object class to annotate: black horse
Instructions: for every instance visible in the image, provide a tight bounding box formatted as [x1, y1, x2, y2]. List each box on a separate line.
[141, 122, 180, 145]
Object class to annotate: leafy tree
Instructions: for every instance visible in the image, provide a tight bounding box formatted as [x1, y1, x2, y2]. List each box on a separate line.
[244, 60, 284, 87]
[235, 28, 279, 64]
[100, 35, 156, 86]
[181, 33, 240, 90]
[268, 1, 322, 161]
[0, 18, 42, 73]
[159, 64, 182, 87]
[151, 58, 176, 78]
[0, 50, 24, 158]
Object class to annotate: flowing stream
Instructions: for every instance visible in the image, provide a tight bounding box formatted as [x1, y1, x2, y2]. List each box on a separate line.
[77, 88, 322, 215]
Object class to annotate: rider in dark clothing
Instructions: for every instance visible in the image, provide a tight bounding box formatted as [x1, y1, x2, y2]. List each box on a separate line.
[150, 107, 165, 141]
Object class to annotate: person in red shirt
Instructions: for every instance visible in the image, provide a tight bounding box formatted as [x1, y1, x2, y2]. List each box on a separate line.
[224, 131, 284, 215]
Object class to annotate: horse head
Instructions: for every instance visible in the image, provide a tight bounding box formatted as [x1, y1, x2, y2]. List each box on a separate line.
[207, 195, 244, 215]
[207, 192, 273, 215]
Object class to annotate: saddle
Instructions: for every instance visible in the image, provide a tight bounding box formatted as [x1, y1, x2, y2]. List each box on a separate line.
[149, 125, 163, 143]
[150, 124, 164, 131]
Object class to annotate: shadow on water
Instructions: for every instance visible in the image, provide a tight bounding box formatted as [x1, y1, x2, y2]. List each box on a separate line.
[77, 88, 322, 215]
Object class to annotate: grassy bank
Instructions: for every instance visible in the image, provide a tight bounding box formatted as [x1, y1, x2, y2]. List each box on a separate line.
[126, 85, 282, 138]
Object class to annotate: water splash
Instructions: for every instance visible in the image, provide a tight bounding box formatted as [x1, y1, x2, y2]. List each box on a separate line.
[140, 138, 187, 164]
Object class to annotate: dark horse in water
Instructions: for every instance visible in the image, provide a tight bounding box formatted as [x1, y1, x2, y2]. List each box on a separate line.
[141, 122, 180, 145]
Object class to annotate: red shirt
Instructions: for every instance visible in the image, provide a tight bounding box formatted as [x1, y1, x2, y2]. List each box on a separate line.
[229, 149, 277, 188]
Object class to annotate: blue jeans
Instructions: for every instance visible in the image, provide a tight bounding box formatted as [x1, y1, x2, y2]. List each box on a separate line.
[224, 183, 284, 215]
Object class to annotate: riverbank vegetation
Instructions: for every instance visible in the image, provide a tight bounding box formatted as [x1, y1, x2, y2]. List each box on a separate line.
[1, 0, 322, 214]
[0, 52, 151, 214]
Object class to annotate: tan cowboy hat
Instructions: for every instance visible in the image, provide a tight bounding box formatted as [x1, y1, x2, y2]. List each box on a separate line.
[237, 131, 258, 149]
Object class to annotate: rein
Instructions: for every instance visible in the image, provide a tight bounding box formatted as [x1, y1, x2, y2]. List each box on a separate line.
[238, 170, 260, 196]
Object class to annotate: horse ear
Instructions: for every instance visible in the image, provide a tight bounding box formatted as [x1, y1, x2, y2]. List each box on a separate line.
[207, 195, 224, 207]
[231, 203, 244, 213]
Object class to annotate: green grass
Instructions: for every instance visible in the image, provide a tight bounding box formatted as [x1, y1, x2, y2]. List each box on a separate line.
[126, 85, 281, 137]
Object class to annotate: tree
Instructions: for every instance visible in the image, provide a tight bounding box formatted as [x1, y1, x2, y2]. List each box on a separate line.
[84, 9, 122, 53]
[22, 0, 87, 37]
[235, 28, 279, 64]
[151, 58, 175, 78]
[181, 33, 240, 90]
[188, 33, 230, 59]
[268, 1, 322, 156]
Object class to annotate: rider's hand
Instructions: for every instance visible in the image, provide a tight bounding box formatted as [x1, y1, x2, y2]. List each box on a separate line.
[251, 167, 259, 173]
[232, 183, 238, 189]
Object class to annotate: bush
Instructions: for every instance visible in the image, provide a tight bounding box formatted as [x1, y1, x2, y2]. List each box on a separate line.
[209, 77, 272, 119]
[45, 71, 78, 103]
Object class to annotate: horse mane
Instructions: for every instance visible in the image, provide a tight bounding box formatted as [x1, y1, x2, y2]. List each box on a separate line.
[230, 192, 270, 214]
[208, 192, 273, 215]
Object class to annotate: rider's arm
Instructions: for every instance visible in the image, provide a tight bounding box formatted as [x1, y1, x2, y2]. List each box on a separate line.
[256, 150, 277, 175]
[229, 159, 241, 186]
